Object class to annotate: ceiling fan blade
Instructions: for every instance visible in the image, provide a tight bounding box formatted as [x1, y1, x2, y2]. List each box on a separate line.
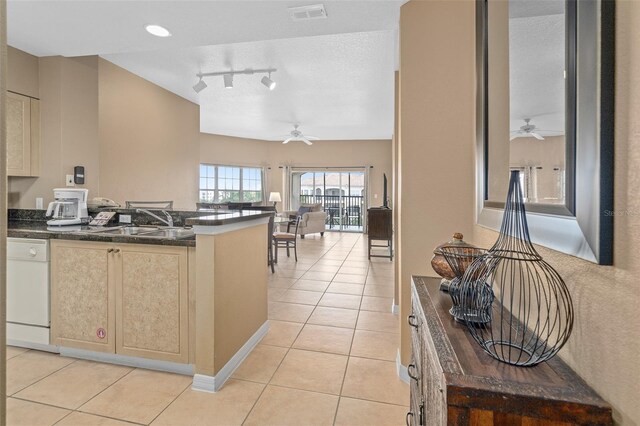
[282, 137, 294, 144]
[510, 133, 522, 141]
[537, 130, 564, 134]
[301, 138, 313, 146]
[532, 132, 545, 140]
[305, 135, 320, 140]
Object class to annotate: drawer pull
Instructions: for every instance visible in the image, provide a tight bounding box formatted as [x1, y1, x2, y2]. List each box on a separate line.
[407, 363, 419, 381]
[408, 314, 419, 328]
[107, 248, 114, 253]
[405, 412, 414, 426]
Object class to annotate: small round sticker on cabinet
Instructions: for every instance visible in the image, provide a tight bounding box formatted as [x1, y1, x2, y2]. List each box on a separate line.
[97, 328, 106, 339]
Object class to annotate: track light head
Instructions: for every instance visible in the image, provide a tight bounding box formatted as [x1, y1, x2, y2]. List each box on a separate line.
[223, 74, 233, 89]
[192, 78, 207, 93]
[261, 75, 276, 90]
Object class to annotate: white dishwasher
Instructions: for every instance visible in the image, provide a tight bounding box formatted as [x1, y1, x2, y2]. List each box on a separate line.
[7, 237, 52, 349]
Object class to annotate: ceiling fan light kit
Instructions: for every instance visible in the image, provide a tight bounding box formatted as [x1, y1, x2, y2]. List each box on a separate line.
[193, 68, 277, 93]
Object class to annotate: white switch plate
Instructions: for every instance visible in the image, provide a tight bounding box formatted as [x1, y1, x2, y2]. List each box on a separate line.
[374, 194, 378, 199]
[65, 175, 75, 187]
[36, 197, 43, 209]
[119, 214, 132, 224]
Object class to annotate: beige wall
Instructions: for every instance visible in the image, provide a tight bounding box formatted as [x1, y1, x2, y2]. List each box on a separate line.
[200, 133, 392, 210]
[399, 0, 640, 423]
[8, 54, 100, 208]
[98, 58, 200, 210]
[398, 0, 477, 366]
[7, 46, 38, 98]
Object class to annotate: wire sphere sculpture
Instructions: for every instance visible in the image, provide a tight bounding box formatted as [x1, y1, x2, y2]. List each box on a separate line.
[439, 246, 492, 323]
[459, 171, 574, 367]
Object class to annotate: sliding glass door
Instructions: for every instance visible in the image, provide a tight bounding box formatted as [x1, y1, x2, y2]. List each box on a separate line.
[290, 168, 367, 233]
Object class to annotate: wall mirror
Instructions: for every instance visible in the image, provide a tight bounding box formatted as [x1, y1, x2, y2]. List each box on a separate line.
[476, 0, 614, 264]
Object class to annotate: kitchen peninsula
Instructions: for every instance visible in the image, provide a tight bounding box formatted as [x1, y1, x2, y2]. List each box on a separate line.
[187, 211, 270, 392]
[8, 209, 271, 393]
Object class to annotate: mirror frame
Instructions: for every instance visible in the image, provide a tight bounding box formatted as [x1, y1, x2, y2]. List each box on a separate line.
[476, 0, 615, 264]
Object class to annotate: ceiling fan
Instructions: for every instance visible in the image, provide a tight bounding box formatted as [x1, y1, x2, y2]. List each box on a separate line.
[510, 118, 545, 141]
[509, 118, 564, 141]
[281, 124, 319, 146]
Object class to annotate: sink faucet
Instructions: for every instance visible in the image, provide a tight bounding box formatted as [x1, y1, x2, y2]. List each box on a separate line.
[135, 209, 174, 227]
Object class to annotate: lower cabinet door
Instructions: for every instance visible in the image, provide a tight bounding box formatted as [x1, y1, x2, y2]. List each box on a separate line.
[51, 241, 115, 353]
[115, 244, 188, 363]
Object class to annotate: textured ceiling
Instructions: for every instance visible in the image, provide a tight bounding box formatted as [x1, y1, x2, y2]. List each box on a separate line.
[509, 12, 565, 134]
[7, 0, 401, 140]
[103, 31, 395, 140]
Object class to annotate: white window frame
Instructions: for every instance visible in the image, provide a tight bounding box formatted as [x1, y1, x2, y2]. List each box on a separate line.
[199, 164, 264, 203]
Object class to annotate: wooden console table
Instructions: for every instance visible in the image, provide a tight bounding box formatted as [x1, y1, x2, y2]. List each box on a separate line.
[408, 276, 612, 425]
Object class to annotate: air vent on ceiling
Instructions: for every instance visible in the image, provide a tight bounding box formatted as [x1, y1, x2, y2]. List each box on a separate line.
[289, 4, 328, 21]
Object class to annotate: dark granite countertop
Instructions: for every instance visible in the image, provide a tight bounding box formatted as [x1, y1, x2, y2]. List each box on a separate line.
[185, 210, 273, 227]
[8, 220, 195, 247]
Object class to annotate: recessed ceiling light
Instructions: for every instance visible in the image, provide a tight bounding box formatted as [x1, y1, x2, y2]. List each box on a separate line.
[145, 24, 172, 38]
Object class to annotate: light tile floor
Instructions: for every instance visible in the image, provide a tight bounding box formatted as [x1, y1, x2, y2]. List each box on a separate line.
[6, 232, 407, 425]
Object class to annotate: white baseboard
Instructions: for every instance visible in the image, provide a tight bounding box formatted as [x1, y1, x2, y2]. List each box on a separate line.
[59, 347, 194, 376]
[192, 320, 269, 393]
[396, 349, 409, 384]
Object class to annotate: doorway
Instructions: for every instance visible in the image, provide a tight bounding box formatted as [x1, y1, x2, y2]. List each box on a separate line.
[289, 168, 367, 233]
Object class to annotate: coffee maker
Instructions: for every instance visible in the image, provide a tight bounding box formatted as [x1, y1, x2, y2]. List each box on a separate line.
[45, 188, 90, 226]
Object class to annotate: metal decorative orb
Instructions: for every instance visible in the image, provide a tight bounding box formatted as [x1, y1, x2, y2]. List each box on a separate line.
[459, 171, 574, 367]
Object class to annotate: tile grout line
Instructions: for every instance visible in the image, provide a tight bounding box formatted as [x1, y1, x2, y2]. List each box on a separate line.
[69, 367, 137, 418]
[333, 235, 365, 426]
[243, 233, 347, 425]
[146, 380, 193, 425]
[8, 356, 79, 397]
[245, 232, 357, 425]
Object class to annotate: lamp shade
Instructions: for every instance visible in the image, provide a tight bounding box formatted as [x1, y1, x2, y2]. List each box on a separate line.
[268, 192, 282, 202]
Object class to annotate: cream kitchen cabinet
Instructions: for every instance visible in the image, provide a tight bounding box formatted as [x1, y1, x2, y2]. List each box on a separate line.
[50, 241, 115, 353]
[51, 240, 189, 363]
[7, 92, 40, 177]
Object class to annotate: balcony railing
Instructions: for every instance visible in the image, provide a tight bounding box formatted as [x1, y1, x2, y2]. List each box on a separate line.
[299, 194, 364, 228]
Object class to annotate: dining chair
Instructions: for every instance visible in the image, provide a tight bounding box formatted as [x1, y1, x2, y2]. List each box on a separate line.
[273, 216, 300, 262]
[267, 212, 275, 273]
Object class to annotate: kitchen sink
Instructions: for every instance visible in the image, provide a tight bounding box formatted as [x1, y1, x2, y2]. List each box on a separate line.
[89, 226, 159, 236]
[142, 228, 195, 238]
[86, 226, 194, 239]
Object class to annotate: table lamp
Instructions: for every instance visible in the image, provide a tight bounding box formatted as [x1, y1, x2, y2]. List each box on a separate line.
[269, 192, 282, 211]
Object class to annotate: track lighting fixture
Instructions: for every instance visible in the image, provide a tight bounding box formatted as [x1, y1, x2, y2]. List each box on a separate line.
[261, 73, 276, 90]
[223, 74, 234, 89]
[192, 68, 277, 93]
[192, 78, 207, 93]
